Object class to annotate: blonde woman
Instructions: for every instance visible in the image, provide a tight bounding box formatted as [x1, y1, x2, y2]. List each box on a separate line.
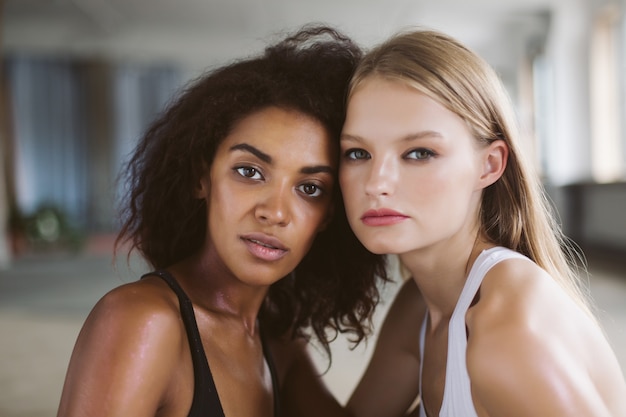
[339, 29, 626, 417]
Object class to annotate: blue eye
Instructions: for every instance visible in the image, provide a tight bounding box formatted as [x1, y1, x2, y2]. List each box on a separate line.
[234, 166, 263, 180]
[344, 148, 371, 160]
[405, 148, 435, 160]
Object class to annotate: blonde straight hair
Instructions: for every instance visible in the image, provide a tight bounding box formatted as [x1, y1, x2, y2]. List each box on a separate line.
[350, 28, 593, 315]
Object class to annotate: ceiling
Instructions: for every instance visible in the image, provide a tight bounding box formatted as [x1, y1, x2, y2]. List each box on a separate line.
[0, 0, 609, 76]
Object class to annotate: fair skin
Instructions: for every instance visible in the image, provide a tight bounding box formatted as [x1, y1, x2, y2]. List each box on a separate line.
[57, 106, 345, 417]
[340, 77, 626, 417]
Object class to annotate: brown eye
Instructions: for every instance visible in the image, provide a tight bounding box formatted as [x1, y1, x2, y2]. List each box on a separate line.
[298, 183, 323, 197]
[234, 166, 263, 180]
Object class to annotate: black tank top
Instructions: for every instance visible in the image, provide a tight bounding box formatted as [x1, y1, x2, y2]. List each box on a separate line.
[144, 270, 280, 417]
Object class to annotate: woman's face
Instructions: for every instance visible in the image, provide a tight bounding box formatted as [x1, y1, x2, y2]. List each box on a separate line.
[198, 106, 335, 286]
[340, 77, 500, 256]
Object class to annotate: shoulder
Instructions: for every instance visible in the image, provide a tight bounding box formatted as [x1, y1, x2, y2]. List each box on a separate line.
[365, 278, 426, 378]
[267, 333, 308, 381]
[57, 276, 190, 416]
[375, 278, 426, 352]
[466, 253, 581, 351]
[90, 275, 181, 326]
[464, 256, 612, 416]
[384, 278, 426, 327]
[81, 275, 186, 358]
[464, 256, 560, 369]
[346, 279, 425, 417]
[467, 253, 571, 328]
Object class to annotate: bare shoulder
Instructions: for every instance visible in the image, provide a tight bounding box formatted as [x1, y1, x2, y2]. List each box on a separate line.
[466, 256, 582, 330]
[266, 333, 309, 382]
[75, 275, 188, 373]
[58, 276, 188, 416]
[87, 275, 183, 337]
[346, 279, 425, 417]
[465, 257, 626, 417]
[467, 256, 606, 343]
[381, 278, 426, 336]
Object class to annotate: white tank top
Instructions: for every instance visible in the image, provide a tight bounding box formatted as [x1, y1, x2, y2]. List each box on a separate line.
[418, 246, 528, 417]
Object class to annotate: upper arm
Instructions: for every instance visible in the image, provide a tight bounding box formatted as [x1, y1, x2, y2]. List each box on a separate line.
[57, 282, 184, 417]
[347, 279, 425, 417]
[271, 337, 352, 417]
[467, 260, 613, 417]
[469, 324, 608, 417]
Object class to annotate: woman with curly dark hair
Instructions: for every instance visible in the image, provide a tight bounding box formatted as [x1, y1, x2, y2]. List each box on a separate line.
[57, 25, 387, 417]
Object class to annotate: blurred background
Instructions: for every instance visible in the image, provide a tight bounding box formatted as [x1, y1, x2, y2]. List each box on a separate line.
[0, 0, 625, 416]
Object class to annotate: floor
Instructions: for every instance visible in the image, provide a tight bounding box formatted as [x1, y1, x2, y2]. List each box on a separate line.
[0, 240, 624, 416]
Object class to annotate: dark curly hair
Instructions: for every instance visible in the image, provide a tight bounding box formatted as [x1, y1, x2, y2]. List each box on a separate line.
[115, 25, 389, 358]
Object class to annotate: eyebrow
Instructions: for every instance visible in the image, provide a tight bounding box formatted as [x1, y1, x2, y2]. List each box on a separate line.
[230, 143, 271, 163]
[341, 130, 444, 143]
[230, 143, 334, 176]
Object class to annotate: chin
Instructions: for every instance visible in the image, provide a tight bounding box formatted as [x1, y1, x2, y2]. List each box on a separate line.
[360, 240, 402, 255]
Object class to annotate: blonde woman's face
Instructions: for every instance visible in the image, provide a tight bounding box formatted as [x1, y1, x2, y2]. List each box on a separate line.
[340, 77, 494, 256]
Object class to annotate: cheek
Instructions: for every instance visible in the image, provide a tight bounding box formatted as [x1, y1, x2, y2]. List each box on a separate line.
[426, 156, 477, 188]
[214, 184, 239, 206]
[415, 168, 478, 220]
[301, 203, 329, 232]
[207, 182, 245, 227]
[403, 168, 464, 214]
[292, 203, 330, 246]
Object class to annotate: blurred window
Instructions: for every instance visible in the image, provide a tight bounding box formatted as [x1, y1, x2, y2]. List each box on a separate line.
[589, 3, 624, 183]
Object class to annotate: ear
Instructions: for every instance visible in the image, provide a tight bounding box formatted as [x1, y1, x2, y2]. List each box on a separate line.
[194, 173, 210, 199]
[478, 140, 508, 189]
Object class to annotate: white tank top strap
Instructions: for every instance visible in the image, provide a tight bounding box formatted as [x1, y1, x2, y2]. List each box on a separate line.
[455, 246, 528, 313]
[418, 246, 529, 416]
[419, 311, 428, 417]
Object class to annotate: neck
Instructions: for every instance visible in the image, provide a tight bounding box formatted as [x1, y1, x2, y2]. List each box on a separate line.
[400, 233, 490, 323]
[169, 252, 270, 337]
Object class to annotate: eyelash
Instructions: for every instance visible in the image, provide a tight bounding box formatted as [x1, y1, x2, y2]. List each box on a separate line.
[343, 148, 371, 160]
[298, 183, 324, 198]
[342, 147, 436, 161]
[233, 166, 326, 198]
[235, 165, 263, 180]
[404, 148, 436, 160]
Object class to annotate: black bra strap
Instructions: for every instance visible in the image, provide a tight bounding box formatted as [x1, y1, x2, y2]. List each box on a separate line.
[143, 270, 225, 417]
[145, 270, 281, 417]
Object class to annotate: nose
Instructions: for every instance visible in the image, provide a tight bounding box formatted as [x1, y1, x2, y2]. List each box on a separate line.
[364, 154, 398, 197]
[255, 183, 291, 226]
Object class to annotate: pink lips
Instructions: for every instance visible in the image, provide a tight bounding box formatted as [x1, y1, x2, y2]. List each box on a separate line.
[240, 233, 288, 261]
[361, 208, 409, 226]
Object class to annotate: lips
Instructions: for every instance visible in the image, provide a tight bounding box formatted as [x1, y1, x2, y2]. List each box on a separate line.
[240, 233, 288, 261]
[360, 208, 409, 226]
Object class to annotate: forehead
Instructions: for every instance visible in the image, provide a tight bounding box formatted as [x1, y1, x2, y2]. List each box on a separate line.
[347, 78, 444, 121]
[218, 106, 336, 166]
[343, 78, 469, 143]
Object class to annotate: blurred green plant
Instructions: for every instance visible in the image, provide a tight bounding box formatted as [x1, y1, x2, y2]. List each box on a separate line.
[24, 205, 85, 252]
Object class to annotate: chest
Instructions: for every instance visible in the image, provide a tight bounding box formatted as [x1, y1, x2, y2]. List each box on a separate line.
[203, 316, 276, 417]
[165, 312, 276, 417]
[421, 324, 449, 417]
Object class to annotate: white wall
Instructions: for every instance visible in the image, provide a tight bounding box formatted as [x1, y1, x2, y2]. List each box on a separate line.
[542, 0, 594, 185]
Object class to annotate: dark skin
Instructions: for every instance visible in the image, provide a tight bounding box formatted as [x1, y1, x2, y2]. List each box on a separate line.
[57, 107, 350, 417]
